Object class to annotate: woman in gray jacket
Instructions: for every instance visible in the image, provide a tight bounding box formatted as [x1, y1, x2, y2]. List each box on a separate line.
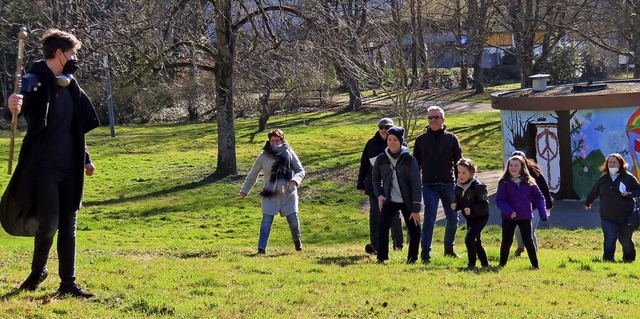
[240, 129, 305, 255]
[372, 126, 423, 263]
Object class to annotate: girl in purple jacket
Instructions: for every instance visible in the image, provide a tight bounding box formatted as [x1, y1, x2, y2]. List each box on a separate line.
[496, 155, 548, 269]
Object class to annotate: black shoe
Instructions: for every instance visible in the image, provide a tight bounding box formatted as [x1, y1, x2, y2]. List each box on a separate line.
[294, 239, 302, 251]
[364, 244, 376, 255]
[466, 265, 477, 270]
[421, 258, 431, 264]
[406, 257, 417, 264]
[56, 284, 94, 299]
[393, 244, 403, 251]
[257, 248, 266, 255]
[514, 247, 525, 257]
[19, 268, 48, 291]
[444, 250, 460, 258]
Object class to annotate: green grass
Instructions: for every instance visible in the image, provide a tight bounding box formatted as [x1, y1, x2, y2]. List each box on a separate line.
[0, 110, 638, 318]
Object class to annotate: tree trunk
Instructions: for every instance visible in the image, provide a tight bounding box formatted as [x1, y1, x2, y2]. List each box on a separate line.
[212, 0, 237, 178]
[555, 110, 580, 199]
[472, 51, 484, 94]
[459, 53, 468, 90]
[347, 77, 361, 110]
[258, 89, 271, 132]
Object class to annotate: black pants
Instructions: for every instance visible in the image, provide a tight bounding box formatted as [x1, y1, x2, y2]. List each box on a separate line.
[465, 215, 489, 267]
[500, 219, 538, 268]
[368, 194, 403, 250]
[377, 201, 421, 261]
[32, 166, 79, 287]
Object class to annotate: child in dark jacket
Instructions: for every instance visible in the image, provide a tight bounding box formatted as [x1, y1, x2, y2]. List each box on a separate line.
[496, 155, 548, 269]
[451, 158, 490, 270]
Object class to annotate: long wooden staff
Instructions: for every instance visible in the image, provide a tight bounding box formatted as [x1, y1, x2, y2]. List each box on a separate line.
[8, 27, 28, 175]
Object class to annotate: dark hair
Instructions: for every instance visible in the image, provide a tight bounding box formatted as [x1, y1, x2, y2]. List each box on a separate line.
[501, 155, 536, 186]
[267, 129, 284, 141]
[600, 153, 628, 174]
[42, 29, 81, 59]
[511, 150, 542, 177]
[456, 158, 477, 174]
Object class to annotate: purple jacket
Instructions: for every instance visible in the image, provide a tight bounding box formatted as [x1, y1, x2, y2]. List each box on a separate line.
[496, 178, 548, 221]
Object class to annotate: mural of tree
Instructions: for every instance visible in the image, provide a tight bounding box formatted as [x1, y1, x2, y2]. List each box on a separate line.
[551, 110, 580, 199]
[505, 110, 535, 153]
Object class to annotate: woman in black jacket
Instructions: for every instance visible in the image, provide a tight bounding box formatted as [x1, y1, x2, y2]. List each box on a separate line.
[452, 158, 490, 269]
[372, 126, 422, 263]
[585, 153, 640, 262]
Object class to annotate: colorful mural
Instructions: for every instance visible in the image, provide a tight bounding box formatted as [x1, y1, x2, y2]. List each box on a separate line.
[501, 106, 640, 199]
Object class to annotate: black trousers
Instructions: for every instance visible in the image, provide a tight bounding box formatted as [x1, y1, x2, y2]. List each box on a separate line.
[32, 166, 79, 287]
[465, 215, 489, 267]
[368, 194, 403, 250]
[377, 201, 421, 261]
[500, 219, 538, 268]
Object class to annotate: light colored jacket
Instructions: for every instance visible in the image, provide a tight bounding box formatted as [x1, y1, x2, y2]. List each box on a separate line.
[240, 143, 305, 216]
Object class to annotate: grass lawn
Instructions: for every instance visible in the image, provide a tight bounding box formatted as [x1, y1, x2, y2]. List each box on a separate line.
[0, 109, 638, 318]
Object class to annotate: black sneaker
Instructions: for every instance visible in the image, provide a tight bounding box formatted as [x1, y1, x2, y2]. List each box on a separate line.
[294, 239, 303, 251]
[257, 248, 266, 255]
[406, 257, 417, 264]
[57, 284, 94, 299]
[364, 244, 376, 255]
[19, 268, 48, 291]
[444, 250, 460, 258]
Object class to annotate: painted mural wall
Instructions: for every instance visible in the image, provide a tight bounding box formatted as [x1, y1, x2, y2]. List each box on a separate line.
[501, 106, 640, 199]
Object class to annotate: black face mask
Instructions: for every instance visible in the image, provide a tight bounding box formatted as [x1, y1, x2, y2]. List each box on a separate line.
[62, 59, 79, 75]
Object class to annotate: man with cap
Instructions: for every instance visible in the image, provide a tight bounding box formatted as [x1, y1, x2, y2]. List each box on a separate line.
[413, 106, 463, 263]
[357, 118, 404, 254]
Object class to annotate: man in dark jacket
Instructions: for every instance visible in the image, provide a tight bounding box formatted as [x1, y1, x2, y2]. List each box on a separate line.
[2, 29, 99, 298]
[413, 106, 462, 263]
[357, 118, 403, 254]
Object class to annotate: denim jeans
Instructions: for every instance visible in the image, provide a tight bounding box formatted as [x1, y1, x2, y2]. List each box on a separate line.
[369, 195, 403, 250]
[258, 213, 301, 250]
[515, 209, 541, 251]
[601, 217, 635, 262]
[420, 184, 458, 260]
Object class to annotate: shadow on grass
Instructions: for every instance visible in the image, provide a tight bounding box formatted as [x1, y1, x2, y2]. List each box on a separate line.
[316, 255, 370, 267]
[0, 289, 21, 301]
[240, 108, 353, 142]
[85, 174, 242, 207]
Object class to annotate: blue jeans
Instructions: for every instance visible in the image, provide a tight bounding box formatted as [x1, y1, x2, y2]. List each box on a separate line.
[420, 184, 458, 260]
[601, 217, 635, 262]
[515, 210, 541, 250]
[258, 213, 301, 250]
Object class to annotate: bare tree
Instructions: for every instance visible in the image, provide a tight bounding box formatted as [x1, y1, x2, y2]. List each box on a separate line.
[492, 0, 577, 87]
[569, 0, 640, 78]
